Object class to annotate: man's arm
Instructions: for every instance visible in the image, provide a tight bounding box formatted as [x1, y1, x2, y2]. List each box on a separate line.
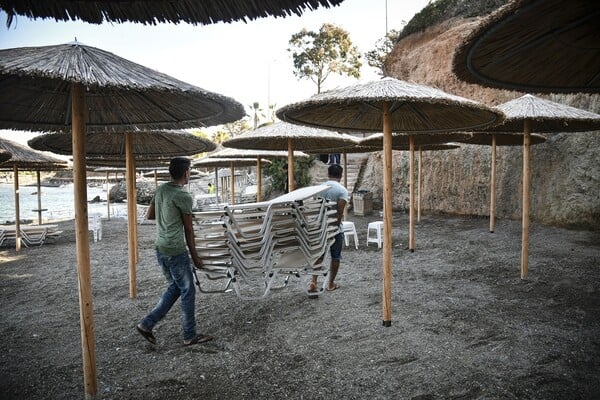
[146, 202, 155, 220]
[336, 199, 347, 226]
[183, 213, 203, 269]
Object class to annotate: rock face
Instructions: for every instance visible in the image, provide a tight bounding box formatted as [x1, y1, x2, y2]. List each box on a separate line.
[357, 16, 599, 230]
[109, 180, 155, 205]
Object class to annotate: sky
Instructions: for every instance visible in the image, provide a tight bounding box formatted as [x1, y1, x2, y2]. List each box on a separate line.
[0, 0, 430, 144]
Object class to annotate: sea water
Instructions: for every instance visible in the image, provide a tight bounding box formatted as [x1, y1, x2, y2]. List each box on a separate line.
[0, 183, 128, 223]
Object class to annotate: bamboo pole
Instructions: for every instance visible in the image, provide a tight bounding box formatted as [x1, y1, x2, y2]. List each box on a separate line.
[106, 171, 111, 220]
[409, 136, 415, 252]
[71, 82, 98, 398]
[13, 164, 21, 251]
[132, 158, 139, 264]
[36, 170, 42, 224]
[490, 135, 497, 233]
[125, 132, 137, 298]
[229, 162, 235, 205]
[521, 121, 532, 279]
[288, 138, 295, 192]
[382, 101, 393, 327]
[256, 157, 262, 202]
[417, 147, 422, 223]
[214, 167, 219, 203]
[343, 151, 348, 188]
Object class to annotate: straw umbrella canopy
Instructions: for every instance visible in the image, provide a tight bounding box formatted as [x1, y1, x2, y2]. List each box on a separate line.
[208, 147, 309, 202]
[477, 94, 600, 279]
[0, 0, 344, 26]
[0, 148, 11, 163]
[277, 77, 504, 326]
[0, 41, 244, 397]
[457, 132, 546, 234]
[223, 122, 357, 193]
[0, 137, 68, 249]
[192, 157, 271, 205]
[29, 129, 217, 301]
[359, 132, 471, 251]
[452, 0, 600, 93]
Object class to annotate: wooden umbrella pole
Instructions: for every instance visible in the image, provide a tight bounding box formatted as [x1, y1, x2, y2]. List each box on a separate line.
[125, 132, 137, 298]
[214, 167, 219, 203]
[71, 82, 98, 398]
[409, 135, 415, 252]
[132, 157, 139, 264]
[106, 171, 111, 220]
[154, 169, 158, 189]
[288, 138, 295, 192]
[490, 135, 497, 233]
[13, 164, 21, 251]
[36, 170, 42, 224]
[343, 151, 348, 188]
[521, 121, 532, 279]
[230, 162, 235, 205]
[256, 157, 262, 202]
[382, 101, 393, 327]
[417, 147, 422, 223]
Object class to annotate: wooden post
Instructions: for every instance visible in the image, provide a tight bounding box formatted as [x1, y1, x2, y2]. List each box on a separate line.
[382, 102, 393, 327]
[490, 135, 497, 233]
[409, 136, 415, 252]
[36, 170, 43, 224]
[154, 169, 158, 189]
[214, 167, 219, 204]
[125, 132, 137, 298]
[132, 158, 139, 264]
[71, 82, 98, 398]
[417, 147, 422, 223]
[521, 121, 532, 279]
[230, 162, 235, 205]
[287, 138, 295, 192]
[13, 164, 21, 251]
[106, 171, 111, 220]
[343, 151, 348, 188]
[256, 157, 262, 202]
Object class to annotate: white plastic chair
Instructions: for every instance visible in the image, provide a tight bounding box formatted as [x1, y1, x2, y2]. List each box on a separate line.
[88, 213, 102, 242]
[341, 221, 358, 249]
[367, 221, 383, 249]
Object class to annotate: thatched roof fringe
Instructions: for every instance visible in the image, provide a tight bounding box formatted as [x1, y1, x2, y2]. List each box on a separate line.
[1, 0, 344, 27]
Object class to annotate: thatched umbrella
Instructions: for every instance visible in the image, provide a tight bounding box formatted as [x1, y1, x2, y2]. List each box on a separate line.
[302, 133, 361, 188]
[457, 132, 546, 233]
[0, 148, 11, 162]
[0, 41, 243, 397]
[0, 0, 344, 26]
[0, 137, 67, 250]
[208, 147, 309, 202]
[480, 94, 600, 279]
[452, 0, 600, 93]
[192, 157, 271, 205]
[223, 122, 357, 193]
[277, 77, 504, 326]
[29, 129, 216, 300]
[359, 132, 471, 251]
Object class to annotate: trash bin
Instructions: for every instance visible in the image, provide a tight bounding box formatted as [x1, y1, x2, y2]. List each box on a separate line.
[353, 190, 372, 216]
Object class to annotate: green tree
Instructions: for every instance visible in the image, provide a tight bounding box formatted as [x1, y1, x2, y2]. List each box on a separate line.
[365, 28, 403, 76]
[211, 130, 230, 144]
[222, 119, 252, 137]
[288, 23, 362, 94]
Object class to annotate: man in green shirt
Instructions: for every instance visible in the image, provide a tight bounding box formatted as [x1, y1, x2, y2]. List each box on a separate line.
[136, 157, 213, 346]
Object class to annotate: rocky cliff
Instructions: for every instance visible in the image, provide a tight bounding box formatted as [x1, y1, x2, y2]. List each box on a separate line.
[357, 13, 599, 230]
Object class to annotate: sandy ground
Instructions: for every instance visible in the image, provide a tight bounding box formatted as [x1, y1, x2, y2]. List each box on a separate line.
[1, 212, 599, 399]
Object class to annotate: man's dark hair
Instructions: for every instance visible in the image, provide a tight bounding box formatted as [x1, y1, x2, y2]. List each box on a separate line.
[328, 164, 343, 179]
[169, 157, 191, 179]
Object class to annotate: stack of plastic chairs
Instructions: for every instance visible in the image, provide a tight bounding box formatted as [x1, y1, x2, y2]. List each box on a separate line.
[193, 185, 339, 299]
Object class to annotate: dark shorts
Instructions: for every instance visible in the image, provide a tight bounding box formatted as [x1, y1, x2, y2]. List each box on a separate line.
[329, 231, 344, 261]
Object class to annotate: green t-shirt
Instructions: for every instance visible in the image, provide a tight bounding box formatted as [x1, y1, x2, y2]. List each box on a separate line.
[153, 182, 193, 256]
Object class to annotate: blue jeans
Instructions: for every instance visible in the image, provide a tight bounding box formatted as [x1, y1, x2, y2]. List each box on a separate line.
[141, 251, 196, 341]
